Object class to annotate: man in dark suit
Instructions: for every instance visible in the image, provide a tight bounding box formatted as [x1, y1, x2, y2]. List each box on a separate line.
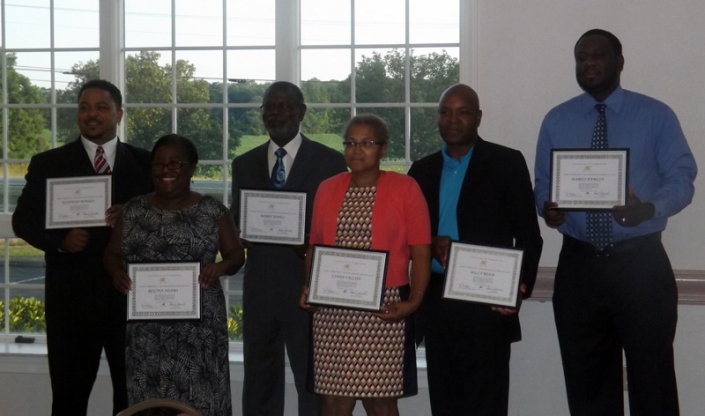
[12, 80, 152, 416]
[408, 84, 542, 416]
[230, 81, 347, 416]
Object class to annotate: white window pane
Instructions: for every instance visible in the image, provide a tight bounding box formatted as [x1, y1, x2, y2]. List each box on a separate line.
[6, 108, 50, 159]
[301, 49, 351, 103]
[175, 50, 224, 103]
[354, 0, 405, 45]
[301, 0, 351, 46]
[55, 51, 100, 92]
[410, 107, 443, 161]
[8, 52, 51, 101]
[302, 108, 349, 145]
[5, 0, 50, 48]
[56, 107, 79, 146]
[176, 107, 226, 159]
[409, 0, 459, 44]
[125, 107, 171, 150]
[125, 51, 173, 104]
[125, 0, 172, 48]
[226, 0, 275, 46]
[54, 0, 99, 48]
[175, 0, 223, 47]
[355, 49, 405, 103]
[409, 47, 459, 103]
[226, 50, 275, 84]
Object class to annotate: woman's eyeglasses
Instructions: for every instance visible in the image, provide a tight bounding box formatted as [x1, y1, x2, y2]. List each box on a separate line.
[342, 140, 385, 149]
[151, 160, 192, 171]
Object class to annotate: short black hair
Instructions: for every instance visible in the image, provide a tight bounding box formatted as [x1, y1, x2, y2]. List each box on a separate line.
[77, 79, 123, 110]
[575, 29, 623, 58]
[343, 114, 389, 144]
[263, 81, 305, 106]
[151, 134, 199, 164]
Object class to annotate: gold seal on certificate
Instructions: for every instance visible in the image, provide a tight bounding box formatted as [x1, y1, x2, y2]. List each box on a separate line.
[127, 262, 202, 321]
[306, 245, 388, 311]
[45, 175, 112, 229]
[550, 149, 629, 210]
[239, 189, 306, 245]
[443, 242, 524, 308]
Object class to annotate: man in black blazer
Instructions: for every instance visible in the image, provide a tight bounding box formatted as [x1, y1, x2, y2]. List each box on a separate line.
[230, 81, 347, 416]
[12, 80, 152, 416]
[408, 84, 542, 416]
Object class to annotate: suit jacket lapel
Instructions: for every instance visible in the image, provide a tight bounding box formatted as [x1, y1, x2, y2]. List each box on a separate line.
[66, 137, 96, 175]
[424, 152, 444, 229]
[285, 135, 318, 190]
[252, 143, 272, 188]
[459, 137, 489, 202]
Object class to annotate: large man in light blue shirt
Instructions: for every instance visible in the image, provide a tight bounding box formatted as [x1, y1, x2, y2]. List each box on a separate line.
[534, 29, 697, 416]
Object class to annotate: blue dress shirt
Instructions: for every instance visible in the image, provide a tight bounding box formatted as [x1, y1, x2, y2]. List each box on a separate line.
[534, 87, 697, 243]
[432, 145, 474, 274]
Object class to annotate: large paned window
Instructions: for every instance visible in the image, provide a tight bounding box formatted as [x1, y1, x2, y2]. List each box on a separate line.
[0, 0, 101, 337]
[0, 0, 467, 340]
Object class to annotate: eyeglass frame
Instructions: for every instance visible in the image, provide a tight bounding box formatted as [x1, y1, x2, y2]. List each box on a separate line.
[150, 160, 193, 171]
[341, 140, 387, 149]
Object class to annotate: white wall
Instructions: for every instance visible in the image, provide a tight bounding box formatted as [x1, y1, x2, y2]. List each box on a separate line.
[473, 0, 705, 269]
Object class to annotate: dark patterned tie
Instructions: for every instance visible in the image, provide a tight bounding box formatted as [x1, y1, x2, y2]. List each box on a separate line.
[586, 104, 612, 249]
[94, 146, 111, 174]
[271, 148, 287, 189]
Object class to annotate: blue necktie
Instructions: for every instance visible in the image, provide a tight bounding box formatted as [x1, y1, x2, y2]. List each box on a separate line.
[271, 148, 287, 189]
[586, 104, 612, 249]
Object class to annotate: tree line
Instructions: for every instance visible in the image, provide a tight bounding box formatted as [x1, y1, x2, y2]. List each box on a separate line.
[1, 49, 458, 169]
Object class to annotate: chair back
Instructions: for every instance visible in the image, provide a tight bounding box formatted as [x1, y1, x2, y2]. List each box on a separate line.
[116, 398, 202, 416]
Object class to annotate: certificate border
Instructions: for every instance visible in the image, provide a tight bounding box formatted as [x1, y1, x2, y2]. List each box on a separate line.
[306, 245, 388, 311]
[442, 242, 524, 308]
[239, 188, 307, 245]
[549, 148, 629, 211]
[126, 262, 202, 321]
[45, 175, 112, 229]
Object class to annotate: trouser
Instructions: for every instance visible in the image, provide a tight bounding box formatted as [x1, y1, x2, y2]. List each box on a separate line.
[553, 233, 679, 416]
[46, 311, 128, 416]
[242, 309, 319, 416]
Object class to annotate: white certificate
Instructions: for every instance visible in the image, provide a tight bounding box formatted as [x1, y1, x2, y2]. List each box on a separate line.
[550, 149, 628, 210]
[443, 242, 524, 308]
[46, 176, 112, 229]
[127, 262, 202, 321]
[307, 245, 388, 311]
[239, 189, 306, 245]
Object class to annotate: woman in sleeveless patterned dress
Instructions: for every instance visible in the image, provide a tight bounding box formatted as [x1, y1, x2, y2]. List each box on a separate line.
[105, 134, 245, 416]
[300, 115, 432, 415]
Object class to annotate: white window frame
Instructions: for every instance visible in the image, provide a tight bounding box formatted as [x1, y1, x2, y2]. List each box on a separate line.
[0, 0, 478, 340]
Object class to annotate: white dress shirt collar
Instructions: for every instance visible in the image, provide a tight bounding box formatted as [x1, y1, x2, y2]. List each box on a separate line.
[267, 133, 302, 182]
[81, 136, 119, 171]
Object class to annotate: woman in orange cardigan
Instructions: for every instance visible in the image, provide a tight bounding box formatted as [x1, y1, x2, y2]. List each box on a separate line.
[300, 114, 431, 416]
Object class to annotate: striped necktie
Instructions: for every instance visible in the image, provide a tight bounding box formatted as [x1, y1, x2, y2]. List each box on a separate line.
[586, 104, 612, 249]
[94, 146, 111, 174]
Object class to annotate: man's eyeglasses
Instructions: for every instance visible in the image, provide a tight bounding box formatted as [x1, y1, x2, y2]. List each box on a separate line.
[151, 160, 192, 171]
[342, 140, 386, 149]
